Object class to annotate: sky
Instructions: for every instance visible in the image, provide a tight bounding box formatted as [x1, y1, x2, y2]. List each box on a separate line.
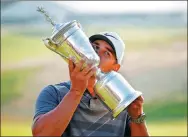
[56, 1, 187, 14]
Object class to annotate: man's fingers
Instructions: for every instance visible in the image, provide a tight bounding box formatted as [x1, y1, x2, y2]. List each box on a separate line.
[74, 59, 85, 73]
[130, 101, 142, 108]
[85, 67, 97, 79]
[129, 97, 144, 109]
[90, 73, 97, 80]
[82, 64, 94, 76]
[136, 96, 144, 103]
[128, 103, 138, 109]
[68, 59, 74, 74]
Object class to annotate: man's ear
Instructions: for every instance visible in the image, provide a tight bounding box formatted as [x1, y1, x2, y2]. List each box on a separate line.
[113, 64, 120, 72]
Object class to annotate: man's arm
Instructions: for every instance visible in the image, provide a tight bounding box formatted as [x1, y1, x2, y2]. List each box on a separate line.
[32, 59, 97, 136]
[32, 89, 85, 136]
[130, 121, 149, 136]
[127, 96, 150, 136]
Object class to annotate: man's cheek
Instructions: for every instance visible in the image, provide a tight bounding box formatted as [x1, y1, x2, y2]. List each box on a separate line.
[98, 60, 104, 69]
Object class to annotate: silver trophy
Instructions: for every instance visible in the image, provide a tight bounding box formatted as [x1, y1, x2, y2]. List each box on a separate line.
[37, 7, 142, 118]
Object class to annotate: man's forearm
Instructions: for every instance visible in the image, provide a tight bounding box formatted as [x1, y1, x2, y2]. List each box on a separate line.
[32, 89, 84, 136]
[130, 122, 149, 136]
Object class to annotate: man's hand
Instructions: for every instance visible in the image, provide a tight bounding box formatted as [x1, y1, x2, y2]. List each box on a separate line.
[87, 75, 97, 96]
[68, 58, 97, 95]
[127, 96, 144, 119]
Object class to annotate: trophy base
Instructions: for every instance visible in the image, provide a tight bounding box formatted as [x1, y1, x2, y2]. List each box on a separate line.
[112, 91, 142, 118]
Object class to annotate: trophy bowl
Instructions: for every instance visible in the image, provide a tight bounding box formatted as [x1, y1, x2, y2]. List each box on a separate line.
[43, 20, 100, 68]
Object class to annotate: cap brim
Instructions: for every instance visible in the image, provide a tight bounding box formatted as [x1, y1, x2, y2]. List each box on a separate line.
[89, 34, 117, 57]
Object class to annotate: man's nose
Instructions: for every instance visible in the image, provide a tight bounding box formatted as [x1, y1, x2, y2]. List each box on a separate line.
[94, 49, 102, 59]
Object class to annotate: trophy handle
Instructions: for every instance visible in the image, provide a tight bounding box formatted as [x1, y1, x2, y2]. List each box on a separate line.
[42, 38, 69, 61]
[44, 38, 60, 46]
[76, 22, 82, 30]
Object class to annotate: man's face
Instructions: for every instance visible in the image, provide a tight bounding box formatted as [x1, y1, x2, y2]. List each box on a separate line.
[92, 40, 120, 72]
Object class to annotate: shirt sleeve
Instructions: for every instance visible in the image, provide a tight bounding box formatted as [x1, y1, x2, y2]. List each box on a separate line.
[33, 85, 59, 120]
[124, 114, 131, 136]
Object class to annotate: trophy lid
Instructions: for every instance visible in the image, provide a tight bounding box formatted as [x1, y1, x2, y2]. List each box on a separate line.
[52, 20, 78, 35]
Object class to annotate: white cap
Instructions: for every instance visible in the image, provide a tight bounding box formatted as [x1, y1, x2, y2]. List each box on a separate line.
[89, 32, 125, 65]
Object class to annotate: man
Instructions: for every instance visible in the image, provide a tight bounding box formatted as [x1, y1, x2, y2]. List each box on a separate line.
[32, 32, 149, 136]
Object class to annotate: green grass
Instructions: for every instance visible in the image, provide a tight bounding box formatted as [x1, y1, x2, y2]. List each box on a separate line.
[147, 120, 187, 136]
[1, 67, 40, 105]
[1, 33, 53, 65]
[1, 120, 32, 136]
[1, 120, 186, 136]
[144, 97, 187, 122]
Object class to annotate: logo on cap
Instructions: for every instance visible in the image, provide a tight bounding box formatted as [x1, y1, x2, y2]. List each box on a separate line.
[104, 33, 118, 40]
